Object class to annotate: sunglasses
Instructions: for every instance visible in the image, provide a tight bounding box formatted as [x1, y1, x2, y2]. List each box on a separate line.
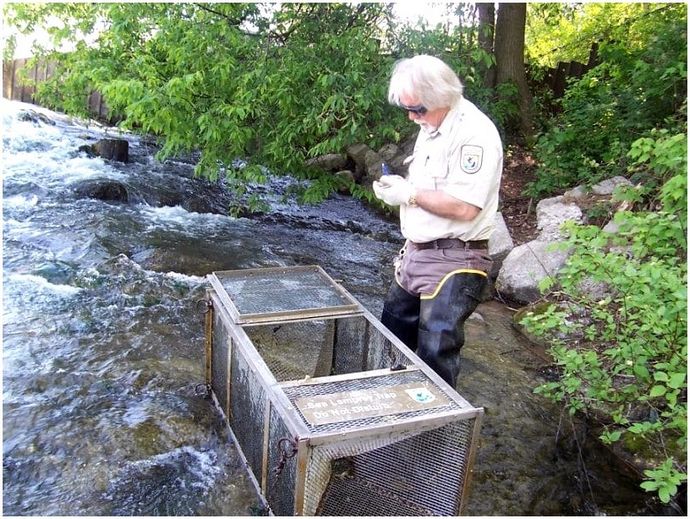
[399, 103, 428, 115]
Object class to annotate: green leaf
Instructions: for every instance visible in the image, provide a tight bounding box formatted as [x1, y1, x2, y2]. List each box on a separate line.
[668, 372, 686, 389]
[653, 371, 669, 382]
[649, 385, 667, 398]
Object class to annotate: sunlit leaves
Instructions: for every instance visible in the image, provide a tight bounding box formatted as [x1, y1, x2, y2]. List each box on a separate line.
[527, 4, 686, 199]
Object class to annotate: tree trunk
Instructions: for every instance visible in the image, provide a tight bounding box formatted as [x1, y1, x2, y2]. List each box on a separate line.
[494, 2, 534, 141]
[476, 3, 496, 88]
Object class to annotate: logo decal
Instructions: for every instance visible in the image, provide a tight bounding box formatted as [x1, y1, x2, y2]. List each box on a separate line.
[405, 387, 436, 404]
[461, 145, 483, 174]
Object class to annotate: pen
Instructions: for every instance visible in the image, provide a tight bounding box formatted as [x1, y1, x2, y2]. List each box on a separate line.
[381, 163, 391, 176]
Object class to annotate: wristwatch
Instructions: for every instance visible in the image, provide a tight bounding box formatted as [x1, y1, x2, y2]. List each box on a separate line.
[407, 191, 418, 207]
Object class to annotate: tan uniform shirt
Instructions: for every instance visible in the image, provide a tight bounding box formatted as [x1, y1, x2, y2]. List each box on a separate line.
[400, 98, 503, 242]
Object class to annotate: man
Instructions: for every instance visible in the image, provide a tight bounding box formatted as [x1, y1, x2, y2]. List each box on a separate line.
[373, 54, 503, 388]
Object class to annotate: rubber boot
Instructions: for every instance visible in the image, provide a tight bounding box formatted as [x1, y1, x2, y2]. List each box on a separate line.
[417, 273, 487, 387]
[381, 282, 420, 352]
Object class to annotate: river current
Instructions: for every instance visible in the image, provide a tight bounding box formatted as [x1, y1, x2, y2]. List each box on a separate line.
[2, 100, 672, 515]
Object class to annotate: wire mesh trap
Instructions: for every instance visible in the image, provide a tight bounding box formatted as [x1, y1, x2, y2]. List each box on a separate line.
[205, 265, 483, 516]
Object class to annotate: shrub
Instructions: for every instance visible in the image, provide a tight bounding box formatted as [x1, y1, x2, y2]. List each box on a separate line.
[520, 130, 687, 503]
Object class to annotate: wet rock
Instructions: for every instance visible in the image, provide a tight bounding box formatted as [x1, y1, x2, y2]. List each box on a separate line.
[181, 196, 230, 215]
[17, 109, 55, 126]
[94, 138, 129, 162]
[77, 144, 98, 158]
[74, 179, 129, 203]
[78, 139, 129, 162]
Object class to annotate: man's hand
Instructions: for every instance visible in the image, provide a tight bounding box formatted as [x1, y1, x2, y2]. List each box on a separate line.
[372, 175, 416, 207]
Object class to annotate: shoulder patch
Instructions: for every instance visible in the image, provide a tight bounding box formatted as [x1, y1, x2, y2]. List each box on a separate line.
[460, 145, 483, 174]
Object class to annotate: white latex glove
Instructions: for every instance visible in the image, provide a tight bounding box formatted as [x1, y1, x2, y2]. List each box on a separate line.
[372, 175, 416, 207]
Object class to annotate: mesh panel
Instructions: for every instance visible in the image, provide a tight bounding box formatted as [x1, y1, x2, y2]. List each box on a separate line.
[351, 421, 473, 515]
[244, 320, 334, 382]
[265, 403, 297, 516]
[332, 316, 368, 374]
[243, 315, 413, 383]
[303, 421, 475, 516]
[229, 343, 267, 480]
[303, 432, 422, 515]
[213, 267, 355, 318]
[366, 327, 410, 371]
[211, 310, 230, 416]
[317, 474, 432, 516]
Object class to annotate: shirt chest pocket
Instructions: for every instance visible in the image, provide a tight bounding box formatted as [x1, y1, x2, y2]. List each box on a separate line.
[412, 152, 448, 190]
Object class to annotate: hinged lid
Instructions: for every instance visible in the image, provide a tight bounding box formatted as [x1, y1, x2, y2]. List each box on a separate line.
[208, 265, 361, 324]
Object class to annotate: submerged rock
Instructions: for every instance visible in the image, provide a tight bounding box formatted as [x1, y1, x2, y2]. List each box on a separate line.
[74, 179, 129, 203]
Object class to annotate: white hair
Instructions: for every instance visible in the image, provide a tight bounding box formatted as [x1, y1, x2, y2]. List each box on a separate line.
[388, 55, 464, 110]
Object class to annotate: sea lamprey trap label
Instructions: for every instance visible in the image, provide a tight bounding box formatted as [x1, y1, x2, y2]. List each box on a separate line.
[294, 381, 450, 425]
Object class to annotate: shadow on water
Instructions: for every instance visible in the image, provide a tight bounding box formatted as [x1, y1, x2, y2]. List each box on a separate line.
[2, 101, 680, 515]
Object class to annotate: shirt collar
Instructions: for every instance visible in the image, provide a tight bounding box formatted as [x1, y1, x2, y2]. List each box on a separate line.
[429, 98, 464, 137]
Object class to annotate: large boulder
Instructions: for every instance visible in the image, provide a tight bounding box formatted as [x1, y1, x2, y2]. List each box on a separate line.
[363, 149, 385, 184]
[496, 195, 581, 303]
[591, 175, 633, 195]
[94, 139, 129, 162]
[536, 196, 583, 241]
[495, 240, 571, 304]
[496, 175, 638, 304]
[377, 143, 399, 162]
[488, 212, 514, 278]
[345, 143, 371, 180]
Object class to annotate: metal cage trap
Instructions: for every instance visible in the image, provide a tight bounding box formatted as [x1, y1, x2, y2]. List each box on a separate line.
[204, 265, 483, 516]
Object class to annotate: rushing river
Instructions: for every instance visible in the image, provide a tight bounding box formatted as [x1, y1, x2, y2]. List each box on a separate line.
[2, 100, 676, 516]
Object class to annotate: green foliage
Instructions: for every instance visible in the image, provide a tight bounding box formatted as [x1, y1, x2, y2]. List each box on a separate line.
[641, 458, 687, 504]
[4, 2, 509, 203]
[526, 4, 687, 199]
[479, 81, 520, 142]
[5, 3, 400, 183]
[527, 3, 659, 68]
[522, 130, 687, 503]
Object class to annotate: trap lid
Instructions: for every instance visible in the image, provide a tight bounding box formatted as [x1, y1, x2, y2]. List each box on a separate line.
[208, 265, 361, 324]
